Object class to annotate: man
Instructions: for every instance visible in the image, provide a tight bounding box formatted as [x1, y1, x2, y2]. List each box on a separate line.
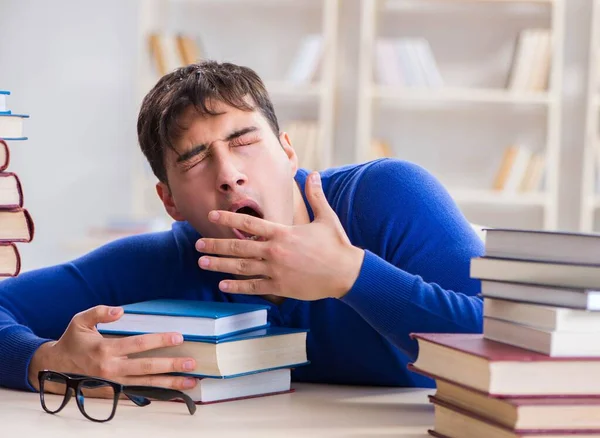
[0, 61, 484, 394]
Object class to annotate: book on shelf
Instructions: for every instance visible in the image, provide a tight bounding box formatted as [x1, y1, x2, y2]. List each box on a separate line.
[370, 138, 393, 160]
[96, 299, 270, 339]
[282, 120, 320, 170]
[492, 145, 545, 193]
[507, 28, 552, 93]
[148, 32, 203, 77]
[374, 37, 443, 89]
[285, 34, 323, 85]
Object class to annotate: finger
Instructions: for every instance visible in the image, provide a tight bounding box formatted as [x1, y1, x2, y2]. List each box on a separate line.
[196, 237, 267, 258]
[111, 332, 185, 356]
[219, 278, 274, 295]
[305, 171, 334, 221]
[199, 256, 269, 277]
[74, 305, 123, 329]
[120, 374, 198, 391]
[118, 356, 197, 377]
[208, 210, 279, 238]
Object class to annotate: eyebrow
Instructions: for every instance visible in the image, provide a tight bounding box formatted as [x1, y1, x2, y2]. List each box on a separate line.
[176, 126, 260, 163]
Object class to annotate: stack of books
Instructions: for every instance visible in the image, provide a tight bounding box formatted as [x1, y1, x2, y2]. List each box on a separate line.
[97, 299, 309, 404]
[0, 90, 33, 278]
[410, 228, 600, 438]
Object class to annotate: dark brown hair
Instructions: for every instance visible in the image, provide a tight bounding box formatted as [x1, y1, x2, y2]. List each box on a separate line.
[137, 60, 280, 183]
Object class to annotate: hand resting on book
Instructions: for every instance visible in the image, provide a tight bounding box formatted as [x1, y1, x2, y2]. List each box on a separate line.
[28, 305, 198, 396]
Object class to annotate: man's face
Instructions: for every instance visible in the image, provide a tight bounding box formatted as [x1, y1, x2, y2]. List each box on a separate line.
[158, 100, 299, 240]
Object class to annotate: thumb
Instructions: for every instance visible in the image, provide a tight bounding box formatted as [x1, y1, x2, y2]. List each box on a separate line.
[305, 171, 333, 221]
[73, 305, 123, 329]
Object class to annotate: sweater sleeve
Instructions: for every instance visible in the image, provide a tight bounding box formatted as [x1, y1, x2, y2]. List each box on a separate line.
[340, 159, 485, 361]
[0, 230, 183, 392]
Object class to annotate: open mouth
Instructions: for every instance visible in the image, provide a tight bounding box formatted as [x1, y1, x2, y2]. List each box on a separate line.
[231, 203, 264, 241]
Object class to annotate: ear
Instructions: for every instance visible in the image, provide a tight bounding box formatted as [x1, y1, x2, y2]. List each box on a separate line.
[156, 181, 185, 221]
[279, 131, 299, 174]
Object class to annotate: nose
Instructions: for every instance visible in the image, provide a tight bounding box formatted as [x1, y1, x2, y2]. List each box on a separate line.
[215, 154, 247, 193]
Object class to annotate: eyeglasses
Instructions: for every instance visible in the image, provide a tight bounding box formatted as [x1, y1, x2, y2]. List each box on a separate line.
[38, 370, 196, 422]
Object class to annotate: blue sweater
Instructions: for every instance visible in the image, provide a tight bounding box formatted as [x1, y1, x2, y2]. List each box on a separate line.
[0, 159, 485, 391]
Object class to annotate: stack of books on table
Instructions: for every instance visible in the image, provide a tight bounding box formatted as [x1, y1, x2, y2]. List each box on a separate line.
[97, 299, 308, 404]
[410, 228, 600, 438]
[0, 90, 33, 278]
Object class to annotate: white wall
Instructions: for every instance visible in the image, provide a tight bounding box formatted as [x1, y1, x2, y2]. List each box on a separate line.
[0, 0, 140, 271]
[0, 0, 594, 271]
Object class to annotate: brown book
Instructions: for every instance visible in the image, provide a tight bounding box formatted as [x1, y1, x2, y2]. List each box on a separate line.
[0, 243, 20, 277]
[176, 34, 200, 65]
[0, 140, 9, 172]
[428, 396, 600, 438]
[493, 146, 519, 190]
[0, 208, 34, 242]
[148, 33, 167, 76]
[434, 378, 600, 431]
[0, 172, 23, 209]
[409, 333, 600, 397]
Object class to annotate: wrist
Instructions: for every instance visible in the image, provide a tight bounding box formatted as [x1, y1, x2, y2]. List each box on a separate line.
[28, 341, 56, 391]
[334, 245, 365, 299]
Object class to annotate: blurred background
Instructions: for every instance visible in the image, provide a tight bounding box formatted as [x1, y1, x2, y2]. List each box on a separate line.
[0, 0, 597, 272]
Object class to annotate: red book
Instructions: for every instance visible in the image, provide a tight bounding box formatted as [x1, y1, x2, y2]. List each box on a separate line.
[0, 140, 9, 172]
[409, 333, 600, 397]
[0, 208, 34, 242]
[0, 243, 20, 277]
[428, 396, 600, 437]
[0, 172, 23, 209]
[430, 377, 600, 432]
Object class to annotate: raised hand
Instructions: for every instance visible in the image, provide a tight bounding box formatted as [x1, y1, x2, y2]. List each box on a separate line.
[196, 171, 365, 301]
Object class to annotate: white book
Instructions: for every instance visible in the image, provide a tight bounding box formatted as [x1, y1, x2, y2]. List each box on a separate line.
[484, 317, 600, 357]
[375, 39, 403, 86]
[481, 280, 600, 311]
[508, 30, 538, 91]
[413, 38, 443, 88]
[396, 40, 422, 88]
[286, 35, 323, 84]
[484, 297, 600, 332]
[502, 146, 532, 192]
[0, 114, 26, 139]
[184, 368, 291, 404]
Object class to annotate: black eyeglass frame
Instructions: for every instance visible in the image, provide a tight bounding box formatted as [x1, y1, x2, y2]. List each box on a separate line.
[37, 370, 196, 422]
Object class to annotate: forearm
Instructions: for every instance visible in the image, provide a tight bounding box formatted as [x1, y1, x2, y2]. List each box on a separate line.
[0, 321, 53, 391]
[340, 250, 483, 361]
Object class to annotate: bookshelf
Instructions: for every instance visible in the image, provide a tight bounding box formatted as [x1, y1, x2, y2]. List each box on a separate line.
[356, 0, 564, 230]
[580, 0, 600, 233]
[129, 0, 339, 223]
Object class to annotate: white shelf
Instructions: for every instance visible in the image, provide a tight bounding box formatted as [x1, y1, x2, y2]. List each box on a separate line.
[580, 0, 600, 232]
[265, 81, 323, 99]
[384, 0, 554, 14]
[449, 189, 548, 206]
[371, 86, 552, 106]
[168, 0, 319, 6]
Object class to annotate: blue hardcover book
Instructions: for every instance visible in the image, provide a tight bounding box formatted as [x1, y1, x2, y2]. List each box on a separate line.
[96, 299, 270, 339]
[102, 326, 310, 379]
[0, 113, 29, 141]
[0, 91, 11, 116]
